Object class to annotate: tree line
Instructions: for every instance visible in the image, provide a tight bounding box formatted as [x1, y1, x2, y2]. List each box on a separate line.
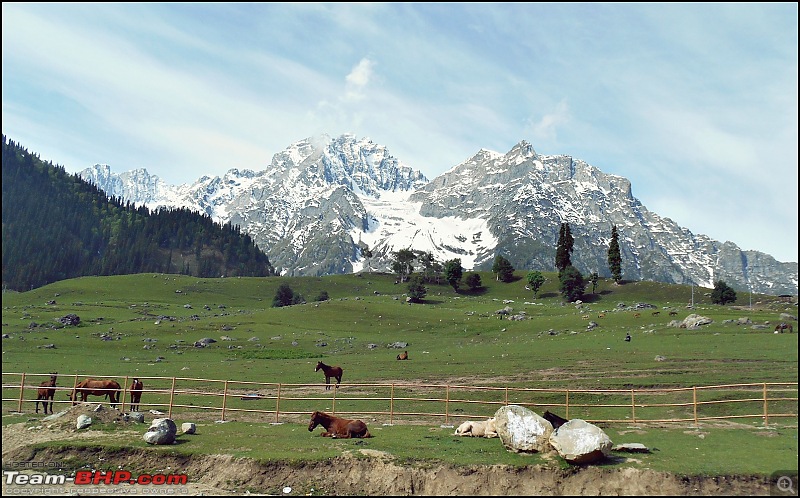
[381, 221, 736, 305]
[2, 136, 275, 291]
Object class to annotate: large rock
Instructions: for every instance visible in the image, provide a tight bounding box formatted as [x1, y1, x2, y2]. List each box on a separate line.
[143, 418, 177, 445]
[76, 415, 92, 430]
[494, 405, 553, 453]
[549, 419, 612, 464]
[677, 314, 713, 329]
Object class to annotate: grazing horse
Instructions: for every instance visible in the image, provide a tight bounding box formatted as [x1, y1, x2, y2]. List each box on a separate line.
[36, 373, 58, 414]
[307, 410, 371, 438]
[775, 323, 794, 333]
[396, 351, 409, 360]
[543, 410, 569, 430]
[70, 379, 121, 408]
[130, 378, 144, 411]
[315, 361, 343, 390]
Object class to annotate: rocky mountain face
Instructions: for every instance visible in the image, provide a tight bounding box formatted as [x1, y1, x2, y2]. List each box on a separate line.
[78, 134, 798, 296]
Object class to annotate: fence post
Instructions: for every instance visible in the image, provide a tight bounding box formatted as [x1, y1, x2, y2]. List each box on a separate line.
[168, 377, 176, 419]
[221, 380, 229, 421]
[445, 385, 450, 425]
[505, 387, 508, 406]
[275, 384, 281, 424]
[692, 386, 698, 427]
[390, 384, 395, 425]
[565, 389, 570, 420]
[332, 384, 337, 415]
[763, 383, 769, 426]
[121, 376, 129, 413]
[17, 373, 26, 412]
[71, 375, 79, 406]
[631, 389, 636, 423]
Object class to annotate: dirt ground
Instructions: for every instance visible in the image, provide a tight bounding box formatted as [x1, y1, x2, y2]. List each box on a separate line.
[1, 404, 775, 496]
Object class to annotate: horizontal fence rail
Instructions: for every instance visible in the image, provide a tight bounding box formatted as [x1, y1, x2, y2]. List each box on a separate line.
[3, 372, 797, 427]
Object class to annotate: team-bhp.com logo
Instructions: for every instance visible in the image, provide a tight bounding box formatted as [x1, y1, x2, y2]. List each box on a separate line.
[4, 469, 188, 486]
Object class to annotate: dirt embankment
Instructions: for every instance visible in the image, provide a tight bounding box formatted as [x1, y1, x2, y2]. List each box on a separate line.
[1, 406, 774, 496]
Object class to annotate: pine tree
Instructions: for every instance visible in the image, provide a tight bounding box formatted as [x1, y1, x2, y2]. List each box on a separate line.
[608, 225, 622, 284]
[555, 222, 574, 273]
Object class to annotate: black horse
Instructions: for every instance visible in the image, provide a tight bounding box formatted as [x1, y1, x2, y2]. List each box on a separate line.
[543, 410, 569, 430]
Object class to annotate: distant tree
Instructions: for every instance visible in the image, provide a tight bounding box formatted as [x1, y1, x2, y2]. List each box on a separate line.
[407, 274, 427, 303]
[555, 223, 574, 273]
[526, 271, 545, 298]
[272, 283, 295, 308]
[443, 258, 463, 292]
[607, 225, 622, 284]
[711, 281, 737, 305]
[361, 244, 373, 272]
[588, 272, 599, 294]
[465, 272, 482, 290]
[314, 290, 329, 302]
[559, 265, 585, 302]
[492, 255, 515, 282]
[391, 248, 416, 283]
[418, 251, 439, 283]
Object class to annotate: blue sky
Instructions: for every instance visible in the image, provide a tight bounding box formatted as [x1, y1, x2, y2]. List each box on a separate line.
[3, 3, 797, 265]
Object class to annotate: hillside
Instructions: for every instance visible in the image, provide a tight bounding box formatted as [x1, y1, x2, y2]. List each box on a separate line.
[1, 136, 275, 291]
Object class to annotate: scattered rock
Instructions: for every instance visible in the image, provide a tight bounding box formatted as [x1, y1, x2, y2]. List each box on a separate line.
[76, 415, 92, 430]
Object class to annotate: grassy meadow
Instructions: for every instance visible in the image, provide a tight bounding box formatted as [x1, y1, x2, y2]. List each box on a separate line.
[1, 271, 797, 476]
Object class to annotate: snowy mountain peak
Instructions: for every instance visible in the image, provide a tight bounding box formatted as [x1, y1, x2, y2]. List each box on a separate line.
[78, 134, 797, 294]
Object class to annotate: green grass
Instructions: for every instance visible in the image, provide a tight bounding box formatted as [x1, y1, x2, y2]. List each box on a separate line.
[5, 417, 797, 477]
[2, 271, 798, 476]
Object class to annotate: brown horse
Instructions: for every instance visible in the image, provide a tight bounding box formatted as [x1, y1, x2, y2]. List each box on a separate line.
[315, 361, 343, 390]
[775, 323, 794, 333]
[130, 378, 144, 411]
[70, 378, 121, 408]
[36, 373, 58, 414]
[308, 410, 372, 438]
[396, 351, 409, 360]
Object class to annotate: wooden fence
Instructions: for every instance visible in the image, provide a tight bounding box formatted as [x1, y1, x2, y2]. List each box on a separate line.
[3, 372, 797, 427]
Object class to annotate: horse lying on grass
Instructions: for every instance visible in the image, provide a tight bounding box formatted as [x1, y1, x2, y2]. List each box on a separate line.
[454, 417, 498, 438]
[308, 410, 372, 438]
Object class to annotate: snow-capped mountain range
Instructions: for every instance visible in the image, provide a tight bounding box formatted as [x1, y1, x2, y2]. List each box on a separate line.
[79, 133, 798, 296]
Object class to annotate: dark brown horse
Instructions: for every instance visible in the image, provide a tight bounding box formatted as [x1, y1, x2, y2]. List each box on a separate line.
[70, 378, 121, 408]
[36, 373, 58, 414]
[130, 378, 144, 411]
[308, 410, 372, 438]
[315, 361, 343, 390]
[775, 323, 794, 333]
[543, 410, 569, 430]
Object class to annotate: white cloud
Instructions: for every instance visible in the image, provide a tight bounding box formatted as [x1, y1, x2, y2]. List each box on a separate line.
[344, 58, 376, 102]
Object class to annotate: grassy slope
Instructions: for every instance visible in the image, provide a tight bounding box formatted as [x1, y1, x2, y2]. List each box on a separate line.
[2, 271, 798, 475]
